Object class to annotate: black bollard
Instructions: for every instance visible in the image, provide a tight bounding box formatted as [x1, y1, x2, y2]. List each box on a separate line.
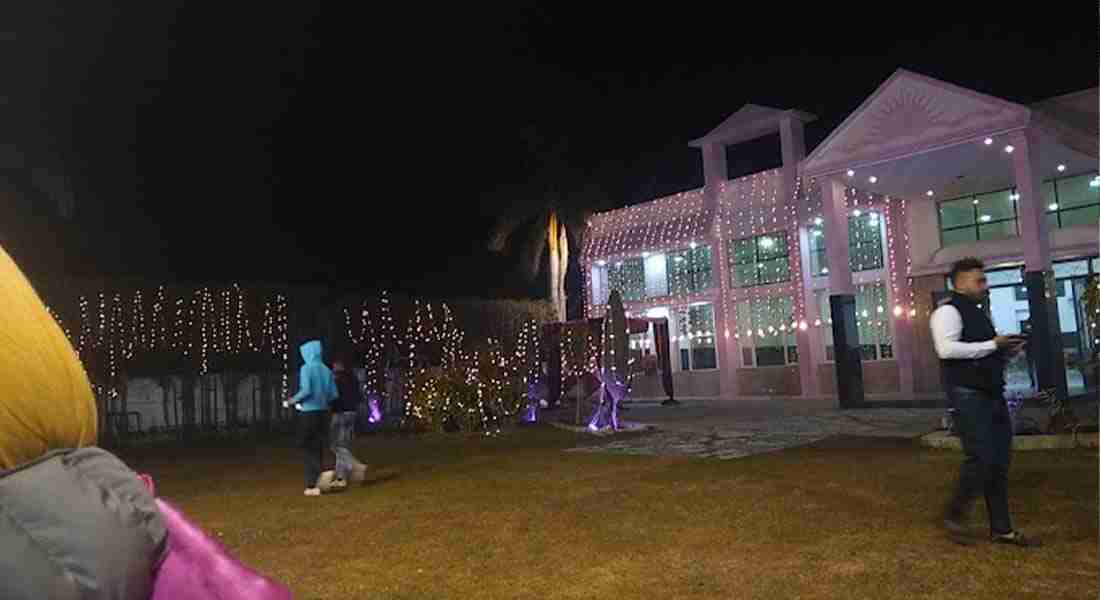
[830, 294, 865, 409]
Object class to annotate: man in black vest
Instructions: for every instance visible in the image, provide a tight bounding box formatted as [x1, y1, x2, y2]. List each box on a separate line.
[931, 258, 1041, 547]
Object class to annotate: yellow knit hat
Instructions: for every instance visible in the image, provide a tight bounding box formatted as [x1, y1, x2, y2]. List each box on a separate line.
[0, 244, 97, 469]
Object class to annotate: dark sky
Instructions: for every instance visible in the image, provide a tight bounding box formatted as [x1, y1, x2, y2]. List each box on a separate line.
[2, 4, 1097, 298]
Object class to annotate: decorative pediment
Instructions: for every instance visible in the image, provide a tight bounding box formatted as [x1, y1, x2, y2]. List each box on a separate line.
[802, 69, 1031, 176]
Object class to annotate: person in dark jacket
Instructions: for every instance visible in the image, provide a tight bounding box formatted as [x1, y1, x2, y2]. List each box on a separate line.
[329, 357, 368, 490]
[930, 257, 1040, 547]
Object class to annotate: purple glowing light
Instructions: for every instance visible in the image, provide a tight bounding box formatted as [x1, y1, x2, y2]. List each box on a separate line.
[586, 370, 626, 432]
[523, 379, 547, 423]
[367, 394, 383, 424]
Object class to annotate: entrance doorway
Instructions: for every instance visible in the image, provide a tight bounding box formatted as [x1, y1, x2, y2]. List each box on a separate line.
[939, 257, 1098, 398]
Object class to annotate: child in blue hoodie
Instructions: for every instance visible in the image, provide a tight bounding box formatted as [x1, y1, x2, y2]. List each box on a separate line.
[285, 339, 339, 496]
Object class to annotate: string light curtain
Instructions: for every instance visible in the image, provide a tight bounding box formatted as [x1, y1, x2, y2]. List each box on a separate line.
[44, 283, 292, 419]
[672, 303, 717, 370]
[735, 296, 796, 367]
[816, 283, 893, 361]
[606, 257, 645, 302]
[667, 244, 713, 296]
[728, 231, 791, 287]
[583, 166, 919, 373]
[807, 212, 885, 275]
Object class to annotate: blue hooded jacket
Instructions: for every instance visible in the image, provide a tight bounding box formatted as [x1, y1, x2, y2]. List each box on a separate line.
[289, 340, 338, 412]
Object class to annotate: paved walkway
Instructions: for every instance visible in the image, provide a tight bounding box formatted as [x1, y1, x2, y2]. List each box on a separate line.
[563, 400, 943, 460]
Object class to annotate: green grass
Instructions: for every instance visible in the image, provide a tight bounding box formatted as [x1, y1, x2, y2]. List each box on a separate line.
[120, 427, 1099, 600]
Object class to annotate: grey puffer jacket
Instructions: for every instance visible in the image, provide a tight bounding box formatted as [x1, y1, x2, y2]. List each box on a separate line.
[0, 447, 167, 600]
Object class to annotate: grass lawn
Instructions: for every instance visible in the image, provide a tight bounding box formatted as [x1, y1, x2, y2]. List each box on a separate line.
[120, 427, 1098, 600]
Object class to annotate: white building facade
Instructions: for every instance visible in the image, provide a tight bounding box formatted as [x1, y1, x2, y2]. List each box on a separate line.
[582, 69, 1099, 401]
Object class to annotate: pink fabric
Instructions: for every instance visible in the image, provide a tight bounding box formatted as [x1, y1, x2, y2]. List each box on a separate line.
[139, 474, 293, 600]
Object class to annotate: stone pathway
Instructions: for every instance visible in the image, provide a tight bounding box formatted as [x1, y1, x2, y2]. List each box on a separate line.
[564, 409, 942, 460]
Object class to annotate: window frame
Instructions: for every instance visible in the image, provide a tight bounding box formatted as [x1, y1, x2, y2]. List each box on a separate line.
[1046, 171, 1100, 229]
[809, 211, 887, 276]
[816, 282, 895, 363]
[666, 244, 714, 296]
[937, 187, 1020, 246]
[728, 231, 792, 288]
[735, 296, 799, 368]
[674, 302, 718, 371]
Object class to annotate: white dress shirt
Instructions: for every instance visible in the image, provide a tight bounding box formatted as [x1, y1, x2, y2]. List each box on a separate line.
[929, 303, 998, 360]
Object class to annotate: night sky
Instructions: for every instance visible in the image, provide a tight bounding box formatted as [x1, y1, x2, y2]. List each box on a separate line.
[2, 4, 1097, 299]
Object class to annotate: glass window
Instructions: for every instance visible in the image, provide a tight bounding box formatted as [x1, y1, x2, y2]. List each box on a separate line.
[806, 212, 884, 276]
[978, 219, 1018, 241]
[736, 296, 797, 367]
[1046, 172, 1100, 229]
[808, 227, 827, 276]
[1058, 204, 1100, 228]
[1055, 173, 1100, 209]
[942, 227, 977, 246]
[1041, 180, 1057, 208]
[607, 257, 645, 302]
[674, 303, 717, 371]
[848, 212, 884, 272]
[817, 282, 893, 362]
[975, 190, 1016, 222]
[666, 245, 713, 296]
[940, 188, 1019, 246]
[728, 232, 791, 287]
[644, 253, 668, 298]
[986, 267, 1023, 286]
[939, 198, 976, 228]
[1054, 260, 1089, 280]
[591, 264, 609, 305]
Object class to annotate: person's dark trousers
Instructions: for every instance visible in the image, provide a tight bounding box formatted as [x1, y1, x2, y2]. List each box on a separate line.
[296, 410, 328, 489]
[945, 385, 1013, 535]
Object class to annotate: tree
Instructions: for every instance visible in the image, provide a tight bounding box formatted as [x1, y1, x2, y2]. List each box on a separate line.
[487, 129, 606, 322]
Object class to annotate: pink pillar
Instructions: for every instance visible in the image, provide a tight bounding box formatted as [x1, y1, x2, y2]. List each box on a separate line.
[886, 199, 914, 394]
[711, 253, 739, 399]
[707, 189, 740, 400]
[701, 142, 727, 190]
[822, 178, 855, 294]
[781, 116, 818, 397]
[795, 226, 822, 396]
[699, 140, 738, 399]
[1009, 128, 1052, 271]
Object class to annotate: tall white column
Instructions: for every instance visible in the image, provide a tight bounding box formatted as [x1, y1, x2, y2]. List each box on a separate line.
[1009, 128, 1052, 271]
[1009, 127, 1067, 399]
[782, 116, 818, 397]
[887, 198, 915, 394]
[822, 178, 855, 294]
[699, 140, 737, 399]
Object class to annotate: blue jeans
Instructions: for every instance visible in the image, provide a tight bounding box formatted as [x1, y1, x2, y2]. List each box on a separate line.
[945, 386, 1013, 535]
[330, 411, 363, 480]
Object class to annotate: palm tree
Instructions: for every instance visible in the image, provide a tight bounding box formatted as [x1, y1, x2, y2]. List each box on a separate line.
[487, 129, 605, 322]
